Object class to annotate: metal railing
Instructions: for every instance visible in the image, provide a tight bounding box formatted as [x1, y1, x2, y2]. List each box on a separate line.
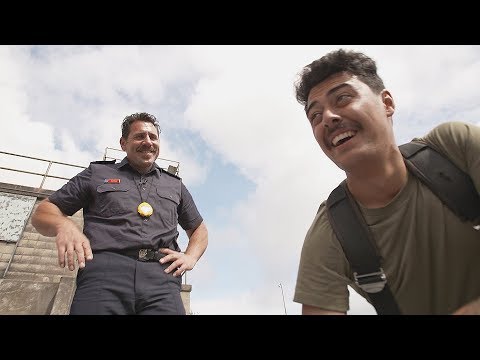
[0, 148, 182, 189]
[0, 150, 86, 190]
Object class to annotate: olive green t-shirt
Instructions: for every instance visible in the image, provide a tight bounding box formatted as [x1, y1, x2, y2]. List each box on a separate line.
[294, 121, 480, 314]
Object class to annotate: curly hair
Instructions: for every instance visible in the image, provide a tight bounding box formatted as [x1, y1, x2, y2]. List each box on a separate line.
[294, 49, 385, 111]
[121, 112, 161, 139]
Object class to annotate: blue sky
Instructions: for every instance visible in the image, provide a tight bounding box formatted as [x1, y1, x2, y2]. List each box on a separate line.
[1, 45, 480, 314]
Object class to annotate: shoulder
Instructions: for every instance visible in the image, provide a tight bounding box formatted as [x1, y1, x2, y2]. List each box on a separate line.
[90, 160, 117, 165]
[317, 200, 327, 214]
[305, 200, 337, 248]
[80, 160, 118, 177]
[412, 121, 480, 171]
[160, 168, 182, 181]
[413, 121, 479, 150]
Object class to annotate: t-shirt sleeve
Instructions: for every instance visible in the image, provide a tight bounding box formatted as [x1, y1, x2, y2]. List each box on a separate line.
[294, 202, 352, 313]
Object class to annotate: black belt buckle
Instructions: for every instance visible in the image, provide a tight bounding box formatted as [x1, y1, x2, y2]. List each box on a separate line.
[138, 249, 156, 262]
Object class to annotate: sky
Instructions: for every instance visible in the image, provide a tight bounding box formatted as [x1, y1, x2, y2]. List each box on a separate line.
[1, 45, 480, 315]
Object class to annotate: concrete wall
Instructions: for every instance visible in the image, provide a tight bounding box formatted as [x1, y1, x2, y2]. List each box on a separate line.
[0, 182, 191, 315]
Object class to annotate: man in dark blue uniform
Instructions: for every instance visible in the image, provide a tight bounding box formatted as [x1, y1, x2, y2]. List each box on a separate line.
[31, 112, 208, 314]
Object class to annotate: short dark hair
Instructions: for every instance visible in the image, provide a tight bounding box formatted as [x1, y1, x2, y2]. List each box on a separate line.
[294, 49, 386, 111]
[121, 112, 161, 139]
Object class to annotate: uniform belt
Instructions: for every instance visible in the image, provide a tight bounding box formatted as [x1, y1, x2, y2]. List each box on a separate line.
[117, 248, 165, 262]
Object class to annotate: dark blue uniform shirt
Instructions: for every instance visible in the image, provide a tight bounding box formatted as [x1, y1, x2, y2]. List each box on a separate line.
[49, 157, 203, 252]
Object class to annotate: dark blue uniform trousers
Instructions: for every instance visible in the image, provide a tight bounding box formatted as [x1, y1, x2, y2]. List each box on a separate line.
[69, 251, 185, 315]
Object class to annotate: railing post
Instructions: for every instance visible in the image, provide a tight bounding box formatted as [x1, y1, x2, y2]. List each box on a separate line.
[39, 161, 53, 190]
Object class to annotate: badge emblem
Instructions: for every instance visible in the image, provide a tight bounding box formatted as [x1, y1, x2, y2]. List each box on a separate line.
[137, 202, 153, 217]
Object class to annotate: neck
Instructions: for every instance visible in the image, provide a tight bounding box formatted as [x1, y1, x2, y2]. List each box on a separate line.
[131, 164, 154, 175]
[345, 150, 408, 209]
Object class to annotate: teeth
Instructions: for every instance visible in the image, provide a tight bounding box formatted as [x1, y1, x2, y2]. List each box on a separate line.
[332, 131, 355, 146]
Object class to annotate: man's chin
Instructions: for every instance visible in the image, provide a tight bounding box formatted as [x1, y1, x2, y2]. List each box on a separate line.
[140, 155, 157, 163]
[143, 160, 155, 168]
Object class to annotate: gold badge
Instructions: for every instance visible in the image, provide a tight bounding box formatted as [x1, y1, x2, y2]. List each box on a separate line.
[137, 202, 153, 217]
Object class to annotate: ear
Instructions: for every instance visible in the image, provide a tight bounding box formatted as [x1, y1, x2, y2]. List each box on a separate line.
[381, 89, 395, 117]
[120, 137, 126, 151]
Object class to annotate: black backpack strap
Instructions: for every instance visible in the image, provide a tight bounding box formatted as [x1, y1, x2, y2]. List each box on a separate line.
[399, 141, 480, 222]
[326, 181, 402, 315]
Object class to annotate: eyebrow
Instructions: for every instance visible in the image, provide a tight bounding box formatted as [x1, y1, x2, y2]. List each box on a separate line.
[133, 131, 158, 138]
[305, 83, 351, 115]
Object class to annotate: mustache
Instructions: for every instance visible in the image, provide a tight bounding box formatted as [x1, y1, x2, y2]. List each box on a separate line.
[137, 146, 157, 152]
[326, 121, 345, 136]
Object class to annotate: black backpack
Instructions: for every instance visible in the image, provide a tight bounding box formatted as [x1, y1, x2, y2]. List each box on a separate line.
[325, 141, 480, 314]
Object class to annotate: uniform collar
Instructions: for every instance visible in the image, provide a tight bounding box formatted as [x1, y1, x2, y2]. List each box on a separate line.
[118, 157, 161, 175]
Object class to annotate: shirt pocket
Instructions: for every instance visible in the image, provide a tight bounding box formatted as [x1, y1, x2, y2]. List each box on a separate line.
[156, 188, 180, 226]
[96, 184, 132, 217]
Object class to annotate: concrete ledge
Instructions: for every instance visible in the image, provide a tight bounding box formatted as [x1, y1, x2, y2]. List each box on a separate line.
[0, 182, 54, 199]
[50, 277, 76, 315]
[0, 279, 58, 315]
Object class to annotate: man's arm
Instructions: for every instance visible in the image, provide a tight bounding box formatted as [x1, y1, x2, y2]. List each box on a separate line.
[31, 198, 93, 270]
[302, 304, 346, 315]
[184, 221, 208, 262]
[452, 297, 480, 315]
[160, 221, 208, 277]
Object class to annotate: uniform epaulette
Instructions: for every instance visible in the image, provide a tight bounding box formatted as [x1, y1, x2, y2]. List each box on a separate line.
[90, 160, 117, 165]
[161, 168, 181, 180]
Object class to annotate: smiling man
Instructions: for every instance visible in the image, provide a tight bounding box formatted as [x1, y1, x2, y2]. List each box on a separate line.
[31, 112, 208, 315]
[293, 49, 480, 315]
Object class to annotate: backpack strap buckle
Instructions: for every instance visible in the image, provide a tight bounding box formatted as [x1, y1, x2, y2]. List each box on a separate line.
[354, 268, 387, 293]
